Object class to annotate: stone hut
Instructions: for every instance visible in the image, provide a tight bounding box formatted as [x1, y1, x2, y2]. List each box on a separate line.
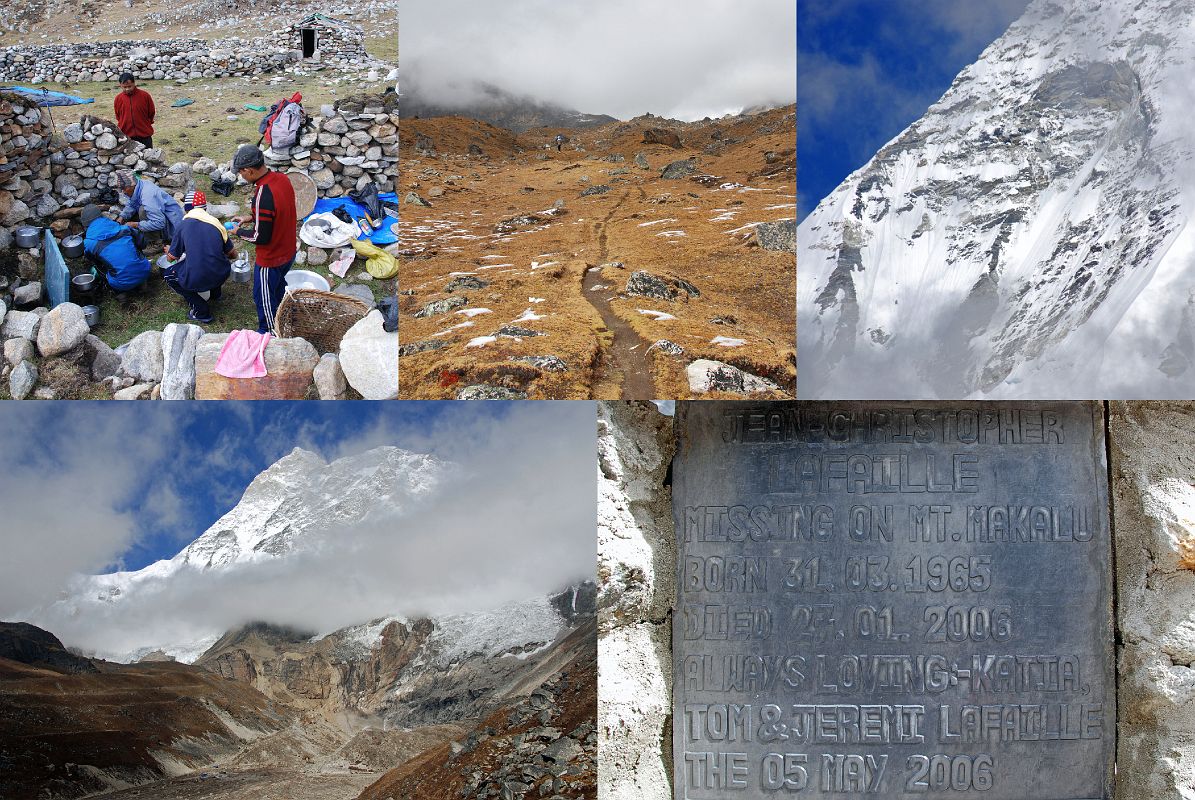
[287, 14, 367, 62]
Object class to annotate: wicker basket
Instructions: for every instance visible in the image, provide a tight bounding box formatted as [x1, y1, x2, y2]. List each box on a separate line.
[275, 288, 371, 354]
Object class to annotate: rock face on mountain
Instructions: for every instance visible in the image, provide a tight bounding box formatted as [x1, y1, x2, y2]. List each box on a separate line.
[0, 621, 97, 674]
[0, 624, 290, 800]
[401, 78, 616, 133]
[798, 0, 1195, 398]
[357, 619, 598, 800]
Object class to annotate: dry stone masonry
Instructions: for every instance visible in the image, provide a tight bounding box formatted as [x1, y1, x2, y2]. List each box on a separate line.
[260, 92, 397, 196]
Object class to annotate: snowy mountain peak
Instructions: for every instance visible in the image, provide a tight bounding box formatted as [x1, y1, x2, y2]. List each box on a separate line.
[798, 0, 1195, 398]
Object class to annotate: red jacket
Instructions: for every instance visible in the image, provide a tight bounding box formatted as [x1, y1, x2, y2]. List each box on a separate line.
[244, 171, 298, 267]
[114, 88, 155, 139]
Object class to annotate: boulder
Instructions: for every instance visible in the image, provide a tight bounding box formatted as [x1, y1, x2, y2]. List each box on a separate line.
[414, 296, 467, 318]
[642, 128, 682, 148]
[2, 310, 41, 341]
[4, 337, 35, 367]
[333, 283, 376, 309]
[9, 360, 37, 400]
[0, 299, 5, 328]
[755, 218, 796, 252]
[113, 383, 154, 400]
[13, 281, 42, 307]
[444, 276, 488, 292]
[194, 334, 318, 399]
[120, 330, 164, 383]
[647, 339, 684, 356]
[159, 322, 203, 400]
[84, 334, 121, 380]
[685, 359, 781, 394]
[625, 270, 700, 301]
[313, 352, 347, 399]
[660, 159, 697, 180]
[36, 303, 89, 357]
[512, 355, 568, 372]
[338, 311, 397, 400]
[456, 384, 527, 400]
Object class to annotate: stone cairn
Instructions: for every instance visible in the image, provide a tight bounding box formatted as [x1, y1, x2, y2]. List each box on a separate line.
[0, 38, 299, 84]
[260, 92, 398, 197]
[0, 93, 172, 244]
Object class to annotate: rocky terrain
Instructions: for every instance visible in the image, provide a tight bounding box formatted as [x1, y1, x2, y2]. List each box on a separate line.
[397, 105, 795, 400]
[2, 446, 597, 798]
[798, 0, 1195, 398]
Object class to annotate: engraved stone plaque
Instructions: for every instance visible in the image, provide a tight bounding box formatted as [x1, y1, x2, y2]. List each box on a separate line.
[672, 402, 1114, 799]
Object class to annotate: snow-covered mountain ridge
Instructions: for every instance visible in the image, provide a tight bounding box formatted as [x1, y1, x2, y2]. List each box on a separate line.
[798, 0, 1195, 397]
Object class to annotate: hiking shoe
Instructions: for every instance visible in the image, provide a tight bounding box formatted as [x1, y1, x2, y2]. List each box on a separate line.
[187, 310, 214, 324]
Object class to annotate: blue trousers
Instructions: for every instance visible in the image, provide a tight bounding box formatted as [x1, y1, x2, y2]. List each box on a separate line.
[253, 260, 292, 334]
[163, 269, 224, 319]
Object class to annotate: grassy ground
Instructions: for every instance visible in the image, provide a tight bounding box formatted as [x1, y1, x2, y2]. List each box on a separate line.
[44, 73, 396, 348]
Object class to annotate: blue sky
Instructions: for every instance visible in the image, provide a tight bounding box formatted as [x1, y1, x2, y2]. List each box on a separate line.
[0, 401, 596, 619]
[798, 0, 1031, 220]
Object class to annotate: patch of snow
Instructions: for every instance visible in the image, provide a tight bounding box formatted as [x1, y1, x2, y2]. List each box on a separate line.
[639, 309, 678, 321]
[513, 308, 545, 323]
[711, 335, 746, 347]
[657, 230, 687, 238]
[528, 297, 546, 303]
[637, 218, 678, 227]
[456, 308, 493, 318]
[466, 336, 497, 348]
[432, 321, 474, 337]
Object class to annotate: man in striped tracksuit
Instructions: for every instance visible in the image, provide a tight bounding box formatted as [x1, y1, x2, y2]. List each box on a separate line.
[231, 144, 297, 334]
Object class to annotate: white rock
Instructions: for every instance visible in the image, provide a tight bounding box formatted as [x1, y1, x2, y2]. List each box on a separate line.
[120, 330, 164, 383]
[1, 310, 41, 341]
[159, 322, 203, 400]
[36, 302, 89, 357]
[313, 352, 347, 399]
[9, 360, 37, 400]
[338, 310, 397, 400]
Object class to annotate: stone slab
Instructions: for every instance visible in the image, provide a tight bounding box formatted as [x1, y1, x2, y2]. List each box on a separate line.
[672, 402, 1114, 800]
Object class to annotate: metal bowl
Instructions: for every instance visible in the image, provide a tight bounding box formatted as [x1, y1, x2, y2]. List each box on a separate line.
[231, 258, 252, 284]
[284, 269, 331, 293]
[72, 273, 97, 293]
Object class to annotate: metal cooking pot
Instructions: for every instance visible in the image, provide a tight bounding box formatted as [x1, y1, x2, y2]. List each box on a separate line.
[61, 234, 85, 259]
[230, 257, 252, 284]
[72, 273, 96, 293]
[82, 305, 100, 328]
[15, 225, 40, 248]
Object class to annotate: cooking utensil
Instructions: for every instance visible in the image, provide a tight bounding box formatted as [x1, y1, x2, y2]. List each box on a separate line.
[61, 234, 84, 259]
[72, 273, 96, 293]
[82, 305, 100, 327]
[15, 226, 41, 248]
[231, 255, 252, 284]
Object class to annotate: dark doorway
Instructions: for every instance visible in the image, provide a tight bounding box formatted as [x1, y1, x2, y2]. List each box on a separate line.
[301, 28, 316, 58]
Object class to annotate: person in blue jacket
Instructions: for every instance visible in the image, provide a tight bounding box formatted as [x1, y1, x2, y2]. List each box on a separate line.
[114, 169, 183, 245]
[81, 204, 151, 299]
[162, 190, 237, 323]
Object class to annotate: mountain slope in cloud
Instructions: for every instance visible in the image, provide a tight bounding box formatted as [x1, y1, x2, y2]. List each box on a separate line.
[798, 0, 1195, 398]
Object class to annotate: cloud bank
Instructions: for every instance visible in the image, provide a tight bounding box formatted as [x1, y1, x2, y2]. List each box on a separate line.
[401, 0, 796, 120]
[0, 402, 597, 659]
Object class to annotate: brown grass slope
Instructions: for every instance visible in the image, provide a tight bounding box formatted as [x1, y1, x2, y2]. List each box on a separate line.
[397, 104, 796, 400]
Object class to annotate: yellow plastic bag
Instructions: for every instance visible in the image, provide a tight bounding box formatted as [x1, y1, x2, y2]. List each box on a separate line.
[350, 239, 398, 280]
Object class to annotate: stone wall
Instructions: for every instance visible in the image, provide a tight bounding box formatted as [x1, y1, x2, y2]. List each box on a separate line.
[598, 401, 1195, 800]
[0, 38, 298, 84]
[263, 93, 397, 196]
[287, 21, 368, 63]
[0, 93, 170, 242]
[596, 401, 675, 800]
[1109, 402, 1195, 800]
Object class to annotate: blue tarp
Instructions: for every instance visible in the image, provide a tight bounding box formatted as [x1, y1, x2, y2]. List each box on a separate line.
[43, 230, 70, 309]
[307, 192, 398, 246]
[2, 86, 95, 107]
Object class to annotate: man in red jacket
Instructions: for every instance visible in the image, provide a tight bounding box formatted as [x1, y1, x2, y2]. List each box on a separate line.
[231, 144, 297, 334]
[114, 73, 155, 148]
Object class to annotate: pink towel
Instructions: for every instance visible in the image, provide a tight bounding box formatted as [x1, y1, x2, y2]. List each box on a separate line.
[214, 330, 271, 378]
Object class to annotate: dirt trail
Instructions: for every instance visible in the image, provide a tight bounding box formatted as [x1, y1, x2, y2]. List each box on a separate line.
[84, 769, 376, 800]
[582, 191, 657, 399]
